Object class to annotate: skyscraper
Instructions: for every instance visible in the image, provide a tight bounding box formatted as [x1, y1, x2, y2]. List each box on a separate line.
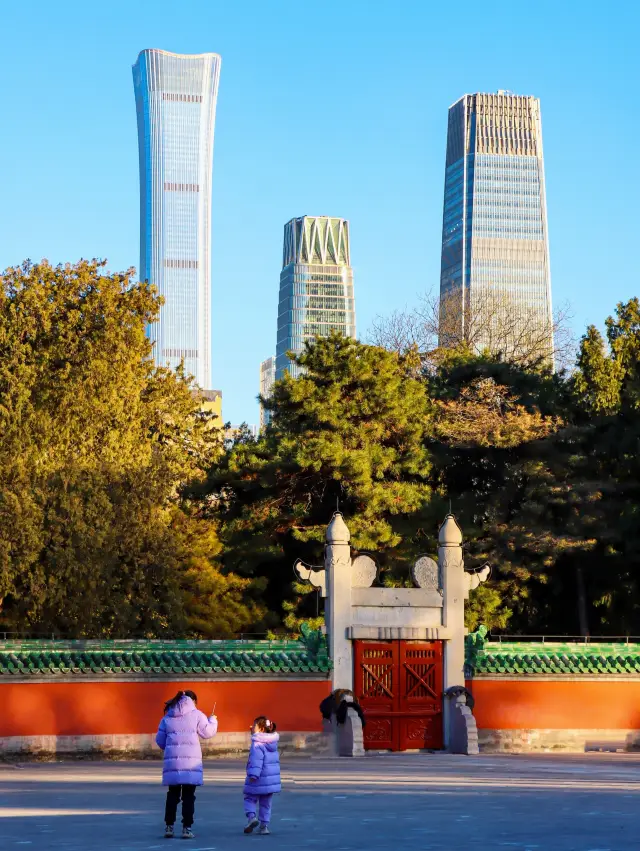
[133, 49, 221, 389]
[439, 91, 553, 361]
[276, 216, 356, 379]
[259, 356, 275, 429]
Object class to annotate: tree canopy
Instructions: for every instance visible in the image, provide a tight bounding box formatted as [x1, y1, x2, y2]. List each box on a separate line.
[369, 288, 575, 371]
[436, 300, 640, 635]
[201, 301, 640, 637]
[206, 333, 436, 629]
[2, 257, 638, 640]
[0, 259, 259, 637]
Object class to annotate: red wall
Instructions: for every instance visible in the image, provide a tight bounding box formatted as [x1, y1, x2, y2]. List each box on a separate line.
[470, 679, 640, 729]
[7, 677, 640, 739]
[0, 680, 331, 737]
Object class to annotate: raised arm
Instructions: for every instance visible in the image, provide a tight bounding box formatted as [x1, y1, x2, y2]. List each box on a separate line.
[196, 711, 218, 740]
[155, 717, 167, 750]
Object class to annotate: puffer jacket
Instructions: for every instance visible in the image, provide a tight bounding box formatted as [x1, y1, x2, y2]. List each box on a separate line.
[155, 696, 218, 786]
[243, 732, 281, 795]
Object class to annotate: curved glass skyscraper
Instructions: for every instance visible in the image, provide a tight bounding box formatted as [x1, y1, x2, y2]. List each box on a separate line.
[133, 49, 221, 389]
[440, 92, 553, 364]
[276, 216, 356, 380]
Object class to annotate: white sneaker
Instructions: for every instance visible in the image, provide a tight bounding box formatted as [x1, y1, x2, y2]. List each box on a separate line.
[258, 824, 270, 835]
[244, 817, 259, 834]
[164, 824, 174, 838]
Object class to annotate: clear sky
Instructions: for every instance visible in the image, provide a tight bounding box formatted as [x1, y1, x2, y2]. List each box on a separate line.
[1, 0, 637, 424]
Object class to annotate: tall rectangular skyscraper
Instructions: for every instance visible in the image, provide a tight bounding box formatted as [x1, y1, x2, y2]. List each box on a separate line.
[133, 49, 221, 389]
[440, 92, 553, 361]
[276, 216, 356, 379]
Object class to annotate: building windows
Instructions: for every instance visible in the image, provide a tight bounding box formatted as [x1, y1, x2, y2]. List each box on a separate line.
[133, 49, 221, 389]
[162, 92, 203, 103]
[162, 348, 199, 358]
[163, 259, 199, 269]
[439, 93, 553, 363]
[164, 182, 200, 192]
[275, 217, 356, 380]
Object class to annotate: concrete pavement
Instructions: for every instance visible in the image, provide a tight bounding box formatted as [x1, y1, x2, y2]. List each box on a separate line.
[1, 753, 639, 849]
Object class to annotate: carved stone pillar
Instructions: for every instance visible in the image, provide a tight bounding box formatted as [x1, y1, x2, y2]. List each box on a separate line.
[439, 514, 465, 747]
[325, 513, 353, 691]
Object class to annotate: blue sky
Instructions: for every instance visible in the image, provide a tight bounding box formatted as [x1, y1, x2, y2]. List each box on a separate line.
[1, 0, 637, 424]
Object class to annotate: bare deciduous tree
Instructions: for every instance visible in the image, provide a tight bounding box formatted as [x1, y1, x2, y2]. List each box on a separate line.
[368, 288, 576, 372]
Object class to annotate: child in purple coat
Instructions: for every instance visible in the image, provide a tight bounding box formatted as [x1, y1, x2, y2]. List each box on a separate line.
[156, 690, 218, 840]
[243, 716, 281, 835]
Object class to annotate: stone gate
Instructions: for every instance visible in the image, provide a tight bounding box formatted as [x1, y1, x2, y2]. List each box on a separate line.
[295, 512, 488, 752]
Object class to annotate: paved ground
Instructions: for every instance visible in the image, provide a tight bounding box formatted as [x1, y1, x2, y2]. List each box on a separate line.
[1, 753, 639, 849]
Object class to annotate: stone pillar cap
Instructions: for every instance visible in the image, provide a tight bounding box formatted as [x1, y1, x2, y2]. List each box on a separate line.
[439, 514, 463, 546]
[326, 512, 351, 544]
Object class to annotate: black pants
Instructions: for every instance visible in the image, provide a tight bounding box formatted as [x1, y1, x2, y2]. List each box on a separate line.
[164, 784, 196, 827]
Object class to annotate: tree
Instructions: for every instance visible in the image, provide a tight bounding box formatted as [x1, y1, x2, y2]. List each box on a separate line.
[0, 259, 259, 637]
[369, 288, 576, 372]
[206, 333, 436, 630]
[434, 376, 560, 450]
[458, 299, 640, 636]
[171, 507, 262, 638]
[421, 352, 566, 632]
[574, 298, 640, 416]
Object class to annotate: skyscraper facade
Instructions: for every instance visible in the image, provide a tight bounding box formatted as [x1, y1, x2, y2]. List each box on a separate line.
[276, 216, 356, 379]
[439, 91, 553, 360]
[133, 49, 221, 389]
[259, 356, 276, 429]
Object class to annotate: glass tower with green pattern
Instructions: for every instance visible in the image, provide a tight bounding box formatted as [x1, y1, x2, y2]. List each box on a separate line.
[276, 216, 356, 379]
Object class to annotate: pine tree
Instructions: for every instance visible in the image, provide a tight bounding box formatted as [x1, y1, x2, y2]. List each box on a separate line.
[467, 300, 640, 635]
[207, 333, 436, 630]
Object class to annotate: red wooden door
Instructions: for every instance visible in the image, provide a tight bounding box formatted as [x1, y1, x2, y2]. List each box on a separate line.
[398, 642, 444, 750]
[354, 640, 443, 751]
[354, 641, 398, 749]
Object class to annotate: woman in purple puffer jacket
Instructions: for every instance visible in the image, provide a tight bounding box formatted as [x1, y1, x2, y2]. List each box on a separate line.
[243, 716, 281, 835]
[156, 689, 218, 840]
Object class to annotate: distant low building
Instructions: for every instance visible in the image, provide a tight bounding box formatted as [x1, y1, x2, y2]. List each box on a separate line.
[199, 389, 223, 430]
[259, 356, 276, 429]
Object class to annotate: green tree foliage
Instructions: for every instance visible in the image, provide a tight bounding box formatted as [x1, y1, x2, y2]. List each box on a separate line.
[574, 298, 640, 415]
[4, 259, 637, 640]
[457, 300, 640, 635]
[464, 584, 511, 633]
[208, 313, 640, 636]
[0, 259, 258, 637]
[573, 326, 624, 415]
[207, 333, 436, 630]
[424, 353, 565, 631]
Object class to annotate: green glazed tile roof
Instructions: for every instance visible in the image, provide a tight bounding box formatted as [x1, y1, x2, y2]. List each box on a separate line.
[465, 628, 640, 676]
[0, 635, 331, 679]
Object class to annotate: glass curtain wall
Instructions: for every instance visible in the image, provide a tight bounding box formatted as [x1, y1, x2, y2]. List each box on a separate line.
[275, 217, 356, 379]
[259, 356, 276, 428]
[133, 49, 221, 389]
[439, 92, 553, 362]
